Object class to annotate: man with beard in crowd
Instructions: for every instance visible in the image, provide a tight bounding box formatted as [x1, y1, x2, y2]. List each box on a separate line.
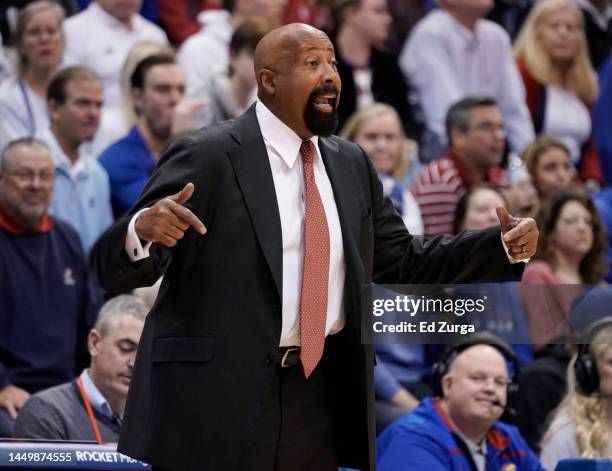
[93, 23, 538, 471]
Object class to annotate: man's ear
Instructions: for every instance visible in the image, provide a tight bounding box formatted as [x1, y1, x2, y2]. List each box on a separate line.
[88, 329, 102, 357]
[441, 374, 453, 398]
[258, 68, 276, 96]
[131, 88, 143, 116]
[47, 98, 61, 123]
[449, 128, 467, 149]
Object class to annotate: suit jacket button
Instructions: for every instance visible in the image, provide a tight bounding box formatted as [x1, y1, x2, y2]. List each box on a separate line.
[265, 354, 275, 365]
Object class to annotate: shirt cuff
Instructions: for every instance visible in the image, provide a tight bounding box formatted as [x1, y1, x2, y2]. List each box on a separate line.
[501, 233, 529, 265]
[125, 208, 152, 262]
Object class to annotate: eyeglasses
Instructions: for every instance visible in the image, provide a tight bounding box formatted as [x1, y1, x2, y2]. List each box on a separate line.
[4, 169, 55, 185]
[472, 122, 505, 134]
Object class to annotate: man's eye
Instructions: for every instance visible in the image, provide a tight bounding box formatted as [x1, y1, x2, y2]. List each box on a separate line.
[307, 60, 317, 67]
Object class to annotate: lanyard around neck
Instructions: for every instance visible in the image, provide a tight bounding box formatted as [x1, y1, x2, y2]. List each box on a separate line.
[17, 80, 36, 135]
[77, 376, 103, 445]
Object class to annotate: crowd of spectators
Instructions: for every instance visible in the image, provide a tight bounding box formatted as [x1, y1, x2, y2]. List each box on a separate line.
[2, 0, 612, 469]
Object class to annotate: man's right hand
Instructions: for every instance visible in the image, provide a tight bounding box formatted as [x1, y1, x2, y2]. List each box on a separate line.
[135, 183, 207, 248]
[0, 384, 30, 419]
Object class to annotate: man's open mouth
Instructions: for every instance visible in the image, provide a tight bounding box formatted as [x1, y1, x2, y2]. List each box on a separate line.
[312, 94, 336, 112]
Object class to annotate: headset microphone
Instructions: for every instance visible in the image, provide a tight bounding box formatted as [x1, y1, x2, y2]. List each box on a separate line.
[490, 399, 516, 418]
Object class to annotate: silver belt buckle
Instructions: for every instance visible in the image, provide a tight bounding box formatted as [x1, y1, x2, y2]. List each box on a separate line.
[280, 347, 300, 367]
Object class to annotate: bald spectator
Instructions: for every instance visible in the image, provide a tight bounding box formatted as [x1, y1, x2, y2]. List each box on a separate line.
[13, 295, 148, 442]
[331, 0, 421, 137]
[178, 0, 287, 98]
[99, 52, 202, 215]
[412, 97, 508, 238]
[0, 138, 98, 437]
[38, 66, 113, 252]
[377, 335, 544, 471]
[63, 0, 168, 154]
[399, 0, 534, 161]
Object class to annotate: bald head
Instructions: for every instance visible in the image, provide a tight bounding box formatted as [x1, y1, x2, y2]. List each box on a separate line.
[448, 344, 508, 377]
[440, 344, 510, 438]
[254, 23, 330, 92]
[253, 23, 341, 139]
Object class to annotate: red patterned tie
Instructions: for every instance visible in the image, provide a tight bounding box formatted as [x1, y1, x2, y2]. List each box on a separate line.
[299, 140, 330, 378]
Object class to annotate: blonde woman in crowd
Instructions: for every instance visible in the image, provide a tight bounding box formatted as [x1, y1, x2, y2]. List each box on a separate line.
[523, 135, 575, 200]
[341, 103, 423, 234]
[540, 320, 612, 470]
[514, 0, 602, 187]
[0, 1, 64, 149]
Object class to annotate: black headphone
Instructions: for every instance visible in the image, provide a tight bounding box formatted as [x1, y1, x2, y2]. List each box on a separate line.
[574, 317, 612, 396]
[431, 331, 520, 400]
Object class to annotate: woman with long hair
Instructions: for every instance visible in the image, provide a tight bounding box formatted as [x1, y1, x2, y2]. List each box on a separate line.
[514, 0, 601, 187]
[540, 320, 612, 470]
[521, 187, 607, 347]
[341, 103, 423, 234]
[0, 1, 64, 149]
[523, 135, 575, 200]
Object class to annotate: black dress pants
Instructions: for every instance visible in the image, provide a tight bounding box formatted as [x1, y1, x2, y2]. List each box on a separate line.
[152, 350, 338, 471]
[239, 350, 338, 471]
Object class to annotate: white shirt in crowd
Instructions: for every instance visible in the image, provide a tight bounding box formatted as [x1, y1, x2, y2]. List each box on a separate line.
[178, 10, 233, 98]
[544, 85, 591, 164]
[126, 100, 347, 347]
[0, 78, 49, 150]
[400, 10, 534, 156]
[63, 1, 168, 154]
[0, 35, 13, 85]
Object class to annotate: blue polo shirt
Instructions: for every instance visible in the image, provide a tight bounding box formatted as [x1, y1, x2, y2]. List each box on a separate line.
[39, 128, 113, 253]
[98, 126, 156, 216]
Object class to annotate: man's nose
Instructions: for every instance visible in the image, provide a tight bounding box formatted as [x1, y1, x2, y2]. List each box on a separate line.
[322, 63, 339, 83]
[169, 88, 184, 105]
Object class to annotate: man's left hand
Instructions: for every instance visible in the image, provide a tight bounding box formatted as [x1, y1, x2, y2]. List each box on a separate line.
[497, 207, 538, 260]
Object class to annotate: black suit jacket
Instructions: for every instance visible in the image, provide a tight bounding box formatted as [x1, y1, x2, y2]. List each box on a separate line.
[93, 106, 521, 471]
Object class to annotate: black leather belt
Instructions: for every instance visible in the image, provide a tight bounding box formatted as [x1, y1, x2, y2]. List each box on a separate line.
[277, 347, 301, 367]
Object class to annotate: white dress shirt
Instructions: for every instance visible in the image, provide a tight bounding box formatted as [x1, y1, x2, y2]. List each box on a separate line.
[125, 101, 347, 346]
[0, 78, 49, 151]
[63, 2, 168, 109]
[63, 2, 168, 154]
[399, 10, 534, 155]
[178, 10, 232, 98]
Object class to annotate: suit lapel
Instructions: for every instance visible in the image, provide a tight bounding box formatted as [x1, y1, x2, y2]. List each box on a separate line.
[228, 107, 283, 300]
[318, 137, 361, 277]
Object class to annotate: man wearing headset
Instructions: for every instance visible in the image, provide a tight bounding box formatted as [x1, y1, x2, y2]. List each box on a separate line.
[377, 332, 544, 471]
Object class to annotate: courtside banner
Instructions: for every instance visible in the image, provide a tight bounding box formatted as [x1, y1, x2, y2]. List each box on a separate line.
[0, 442, 150, 469]
[361, 282, 610, 345]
